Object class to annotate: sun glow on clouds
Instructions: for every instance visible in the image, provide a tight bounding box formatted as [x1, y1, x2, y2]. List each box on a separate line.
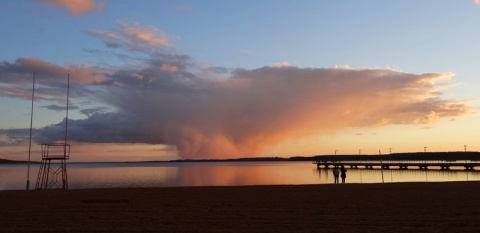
[0, 21, 474, 160]
[86, 21, 174, 52]
[119, 22, 172, 48]
[161, 64, 178, 73]
[33, 65, 472, 159]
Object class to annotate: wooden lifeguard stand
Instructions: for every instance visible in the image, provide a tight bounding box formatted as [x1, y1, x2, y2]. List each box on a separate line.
[35, 143, 70, 190]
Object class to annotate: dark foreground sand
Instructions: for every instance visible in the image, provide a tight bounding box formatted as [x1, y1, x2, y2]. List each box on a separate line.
[1, 182, 480, 232]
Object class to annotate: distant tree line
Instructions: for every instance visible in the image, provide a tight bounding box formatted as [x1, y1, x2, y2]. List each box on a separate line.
[295, 152, 480, 162]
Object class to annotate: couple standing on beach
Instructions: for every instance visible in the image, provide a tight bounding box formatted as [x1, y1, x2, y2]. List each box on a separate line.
[333, 165, 347, 184]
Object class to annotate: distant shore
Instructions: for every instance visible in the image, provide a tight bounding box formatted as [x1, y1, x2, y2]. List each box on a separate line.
[3, 151, 480, 164]
[1, 182, 480, 232]
[0, 158, 33, 164]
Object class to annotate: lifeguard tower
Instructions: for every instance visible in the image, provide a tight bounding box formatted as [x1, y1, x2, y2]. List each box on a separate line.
[35, 143, 70, 189]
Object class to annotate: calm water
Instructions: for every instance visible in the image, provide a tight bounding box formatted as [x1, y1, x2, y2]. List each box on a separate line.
[1, 161, 480, 190]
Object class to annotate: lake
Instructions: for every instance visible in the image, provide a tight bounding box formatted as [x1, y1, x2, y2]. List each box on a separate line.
[1, 161, 480, 190]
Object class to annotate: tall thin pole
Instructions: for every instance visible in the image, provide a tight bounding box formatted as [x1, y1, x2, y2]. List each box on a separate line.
[26, 72, 35, 191]
[379, 150, 384, 183]
[64, 74, 70, 145]
[63, 74, 70, 190]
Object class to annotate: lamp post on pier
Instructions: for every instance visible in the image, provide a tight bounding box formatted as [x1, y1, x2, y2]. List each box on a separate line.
[379, 150, 384, 183]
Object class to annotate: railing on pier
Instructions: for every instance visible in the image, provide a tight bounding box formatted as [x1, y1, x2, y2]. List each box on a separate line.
[313, 160, 480, 170]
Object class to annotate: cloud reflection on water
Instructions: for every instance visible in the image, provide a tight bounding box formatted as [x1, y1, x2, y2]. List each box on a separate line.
[1, 162, 480, 190]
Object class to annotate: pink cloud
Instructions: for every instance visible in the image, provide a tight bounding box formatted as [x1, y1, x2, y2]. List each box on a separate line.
[0, 86, 38, 101]
[36, 0, 99, 16]
[14, 58, 107, 84]
[87, 22, 174, 52]
[118, 21, 172, 48]
[0, 57, 109, 101]
[161, 64, 178, 73]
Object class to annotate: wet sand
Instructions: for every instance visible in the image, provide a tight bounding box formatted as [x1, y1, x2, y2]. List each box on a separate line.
[1, 182, 480, 232]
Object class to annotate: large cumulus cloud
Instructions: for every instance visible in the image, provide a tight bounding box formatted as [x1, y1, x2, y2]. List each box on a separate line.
[33, 63, 473, 159]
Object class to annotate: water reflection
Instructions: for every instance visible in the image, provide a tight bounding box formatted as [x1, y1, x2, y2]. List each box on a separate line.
[315, 167, 480, 184]
[1, 162, 480, 190]
[173, 162, 317, 186]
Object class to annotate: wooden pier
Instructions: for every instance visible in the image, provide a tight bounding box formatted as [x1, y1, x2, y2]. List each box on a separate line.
[313, 160, 480, 170]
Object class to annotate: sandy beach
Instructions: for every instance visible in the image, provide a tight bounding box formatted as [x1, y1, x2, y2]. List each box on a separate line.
[1, 182, 480, 232]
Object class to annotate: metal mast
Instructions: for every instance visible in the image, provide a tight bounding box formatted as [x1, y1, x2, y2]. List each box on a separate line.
[64, 74, 70, 156]
[26, 71, 35, 191]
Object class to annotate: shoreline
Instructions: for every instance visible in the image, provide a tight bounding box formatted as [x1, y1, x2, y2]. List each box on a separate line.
[3, 150, 480, 164]
[1, 182, 480, 232]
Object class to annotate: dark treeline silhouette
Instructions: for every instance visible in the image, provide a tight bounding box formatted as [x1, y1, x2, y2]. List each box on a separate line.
[2, 152, 480, 164]
[0, 158, 33, 164]
[302, 151, 480, 162]
[171, 152, 480, 162]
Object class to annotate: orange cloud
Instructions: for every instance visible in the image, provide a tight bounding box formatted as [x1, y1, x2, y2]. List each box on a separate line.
[36, 0, 98, 16]
[160, 64, 178, 73]
[46, 66, 471, 160]
[119, 21, 171, 48]
[172, 68, 472, 158]
[87, 22, 174, 52]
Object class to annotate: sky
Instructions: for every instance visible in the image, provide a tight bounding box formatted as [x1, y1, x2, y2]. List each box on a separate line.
[1, 0, 480, 162]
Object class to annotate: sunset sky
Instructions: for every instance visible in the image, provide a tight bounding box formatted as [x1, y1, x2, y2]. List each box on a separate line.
[1, 0, 480, 162]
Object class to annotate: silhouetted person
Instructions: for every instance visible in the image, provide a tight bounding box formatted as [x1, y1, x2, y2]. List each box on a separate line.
[333, 166, 339, 184]
[340, 165, 347, 183]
